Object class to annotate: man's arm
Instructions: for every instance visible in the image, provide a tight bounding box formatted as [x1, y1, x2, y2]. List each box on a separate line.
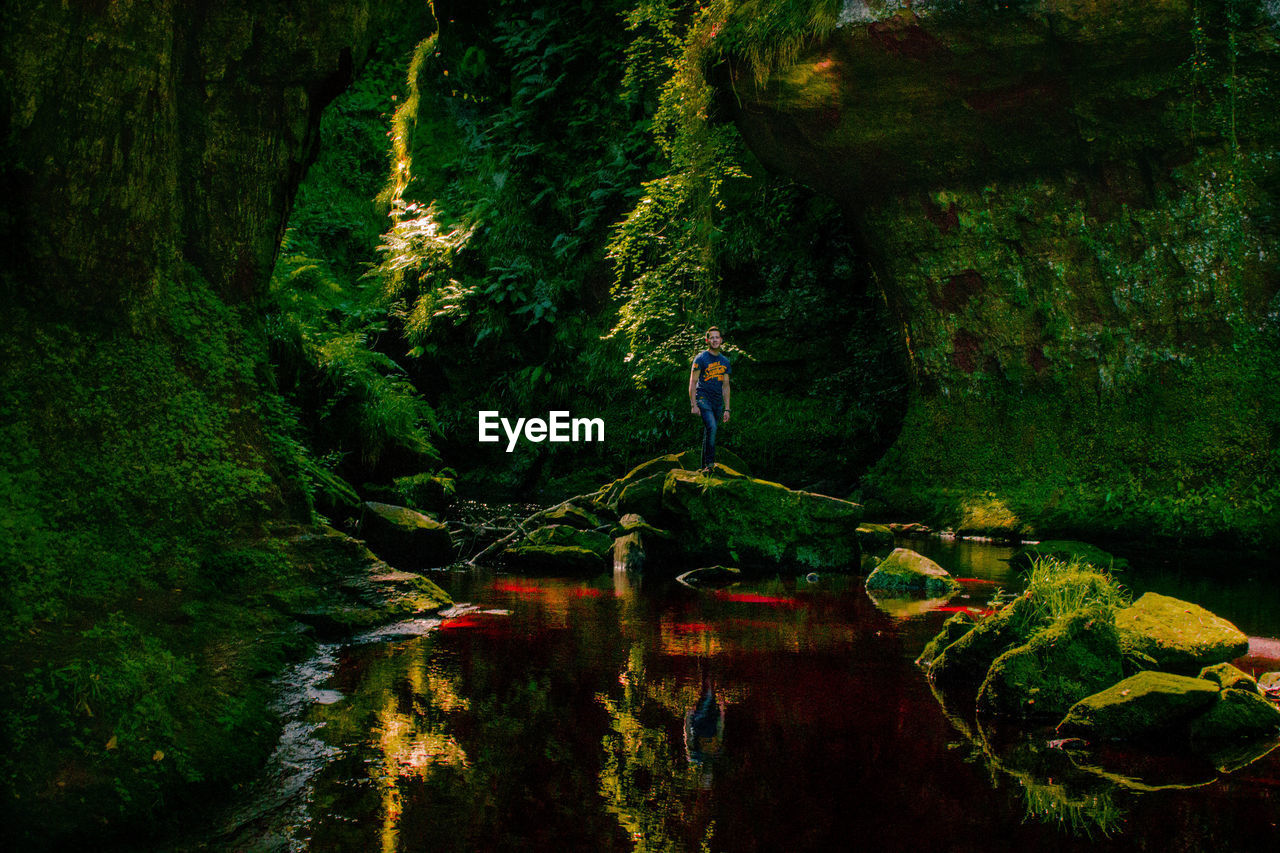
[689, 365, 699, 414]
[722, 376, 731, 422]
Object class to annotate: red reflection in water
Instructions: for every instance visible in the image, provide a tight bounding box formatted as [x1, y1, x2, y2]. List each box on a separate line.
[670, 622, 713, 633]
[710, 591, 799, 607]
[492, 580, 545, 595]
[953, 577, 998, 584]
[933, 605, 995, 616]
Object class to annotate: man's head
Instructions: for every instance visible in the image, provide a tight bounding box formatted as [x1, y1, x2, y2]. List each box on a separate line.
[705, 327, 723, 351]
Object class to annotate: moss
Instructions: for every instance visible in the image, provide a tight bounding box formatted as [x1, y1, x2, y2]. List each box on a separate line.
[1189, 687, 1280, 742]
[1056, 671, 1221, 741]
[1114, 592, 1251, 673]
[503, 544, 609, 574]
[929, 593, 1042, 684]
[977, 607, 1125, 719]
[865, 547, 960, 596]
[526, 524, 613, 557]
[855, 522, 895, 555]
[1198, 662, 1259, 692]
[1009, 541, 1128, 572]
[915, 611, 976, 668]
[661, 468, 862, 570]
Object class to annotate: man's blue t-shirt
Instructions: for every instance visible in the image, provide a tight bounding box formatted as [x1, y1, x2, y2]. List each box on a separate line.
[693, 350, 731, 406]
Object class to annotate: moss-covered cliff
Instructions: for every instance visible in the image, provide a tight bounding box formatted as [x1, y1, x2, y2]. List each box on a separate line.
[726, 0, 1280, 544]
[0, 1, 431, 844]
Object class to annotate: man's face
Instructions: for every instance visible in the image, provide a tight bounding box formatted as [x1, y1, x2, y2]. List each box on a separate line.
[707, 331, 723, 349]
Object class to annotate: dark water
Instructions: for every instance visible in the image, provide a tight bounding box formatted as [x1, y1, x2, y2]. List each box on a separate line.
[201, 539, 1280, 852]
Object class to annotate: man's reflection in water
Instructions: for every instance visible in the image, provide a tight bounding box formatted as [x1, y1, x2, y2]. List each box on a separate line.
[684, 666, 726, 789]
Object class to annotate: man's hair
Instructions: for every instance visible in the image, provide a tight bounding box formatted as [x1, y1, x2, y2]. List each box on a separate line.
[705, 326, 721, 338]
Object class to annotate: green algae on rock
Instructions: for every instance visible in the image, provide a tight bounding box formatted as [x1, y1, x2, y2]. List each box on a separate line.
[661, 469, 862, 570]
[1114, 592, 1250, 674]
[865, 547, 960, 596]
[977, 608, 1124, 719]
[929, 593, 1042, 684]
[359, 501, 455, 569]
[1056, 671, 1221, 741]
[1189, 688, 1280, 743]
[915, 611, 976, 668]
[526, 524, 613, 557]
[1009, 541, 1128, 572]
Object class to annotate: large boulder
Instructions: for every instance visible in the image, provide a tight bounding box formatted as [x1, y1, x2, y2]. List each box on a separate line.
[915, 611, 975, 668]
[865, 547, 959, 596]
[526, 524, 612, 556]
[1189, 688, 1280, 743]
[928, 592, 1040, 685]
[856, 523, 896, 555]
[661, 469, 862, 571]
[359, 501, 454, 569]
[1056, 671, 1221, 741]
[503, 544, 607, 575]
[1114, 592, 1250, 673]
[977, 608, 1124, 719]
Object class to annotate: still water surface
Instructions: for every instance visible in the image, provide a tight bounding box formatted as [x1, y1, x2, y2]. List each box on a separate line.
[204, 538, 1280, 852]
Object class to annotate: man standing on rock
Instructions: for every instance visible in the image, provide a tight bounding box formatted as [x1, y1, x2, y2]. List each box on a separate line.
[689, 326, 731, 473]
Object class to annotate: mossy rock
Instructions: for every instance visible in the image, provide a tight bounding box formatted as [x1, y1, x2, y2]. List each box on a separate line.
[526, 524, 612, 557]
[916, 611, 976, 668]
[661, 469, 862, 571]
[676, 566, 743, 588]
[1198, 663, 1259, 693]
[856, 522, 895, 555]
[865, 548, 959, 596]
[1260, 672, 1280, 697]
[673, 447, 751, 477]
[977, 608, 1125, 719]
[1114, 592, 1250, 674]
[359, 501, 454, 569]
[391, 472, 455, 514]
[1056, 671, 1221, 741]
[929, 593, 1040, 685]
[1189, 688, 1280, 742]
[613, 471, 670, 522]
[1008, 540, 1127, 571]
[541, 503, 607, 530]
[503, 544, 607, 575]
[601, 453, 692, 505]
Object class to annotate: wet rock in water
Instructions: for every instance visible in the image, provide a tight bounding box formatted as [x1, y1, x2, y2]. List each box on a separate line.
[676, 566, 743, 588]
[1197, 662, 1260, 693]
[1008, 540, 1127, 571]
[887, 522, 931, 537]
[662, 469, 862, 571]
[1260, 672, 1280, 698]
[856, 523, 895, 555]
[279, 526, 452, 638]
[526, 524, 612, 557]
[977, 608, 1124, 719]
[916, 611, 976, 668]
[503, 544, 606, 574]
[1056, 671, 1220, 741]
[865, 548, 959, 596]
[929, 593, 1040, 685]
[1189, 688, 1280, 742]
[1114, 592, 1250, 674]
[358, 501, 454, 569]
[610, 513, 676, 574]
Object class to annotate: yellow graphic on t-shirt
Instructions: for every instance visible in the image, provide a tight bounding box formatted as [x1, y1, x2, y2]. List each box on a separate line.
[701, 361, 728, 383]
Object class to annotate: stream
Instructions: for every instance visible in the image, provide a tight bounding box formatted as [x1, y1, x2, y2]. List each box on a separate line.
[180, 537, 1280, 851]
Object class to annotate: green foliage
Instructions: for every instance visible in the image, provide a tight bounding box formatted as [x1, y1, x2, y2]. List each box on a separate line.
[266, 28, 442, 504]
[1013, 557, 1131, 635]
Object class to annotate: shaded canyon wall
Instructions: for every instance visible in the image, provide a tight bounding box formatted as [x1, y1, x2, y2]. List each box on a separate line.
[728, 0, 1280, 544]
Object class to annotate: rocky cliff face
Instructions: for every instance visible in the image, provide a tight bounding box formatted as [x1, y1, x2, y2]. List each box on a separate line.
[2, 0, 419, 312]
[727, 1, 1280, 543]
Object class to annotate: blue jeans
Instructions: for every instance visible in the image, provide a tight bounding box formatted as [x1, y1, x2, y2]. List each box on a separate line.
[696, 397, 723, 469]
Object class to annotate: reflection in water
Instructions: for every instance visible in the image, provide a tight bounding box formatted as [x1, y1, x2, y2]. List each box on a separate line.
[206, 545, 1280, 852]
